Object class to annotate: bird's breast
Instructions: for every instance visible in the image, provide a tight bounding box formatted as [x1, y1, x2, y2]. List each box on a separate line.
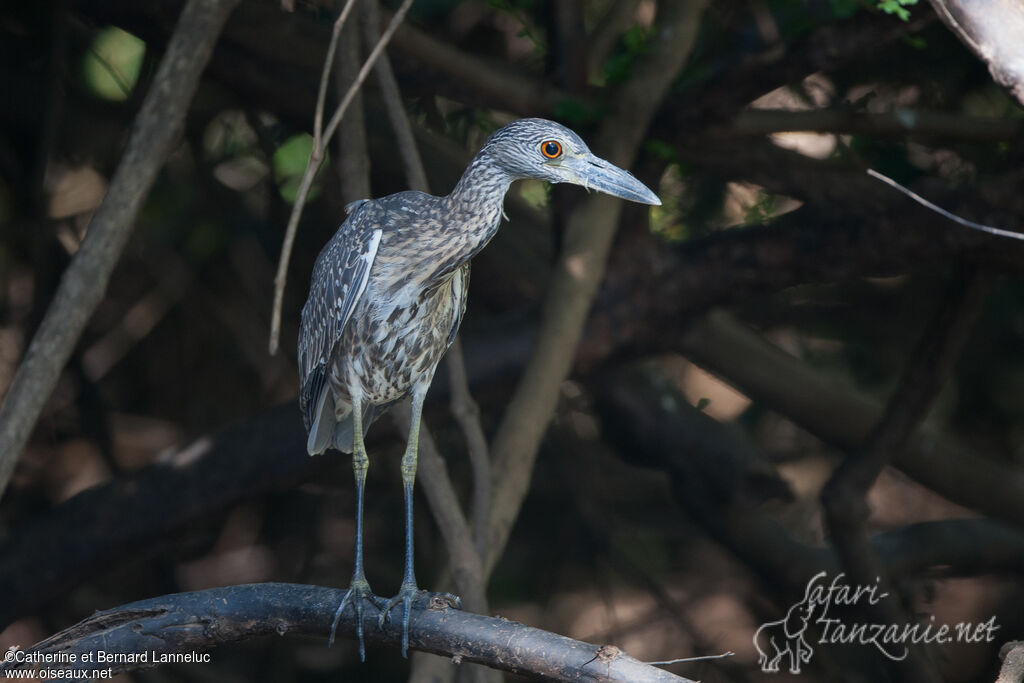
[336, 273, 466, 405]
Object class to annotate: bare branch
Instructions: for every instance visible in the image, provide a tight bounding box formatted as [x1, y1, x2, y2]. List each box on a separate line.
[446, 337, 491, 556]
[592, 364, 1024, 594]
[267, 0, 415, 354]
[485, 0, 709, 579]
[0, 584, 694, 683]
[928, 0, 1024, 106]
[730, 108, 1024, 141]
[363, 0, 429, 195]
[868, 168, 1024, 240]
[316, 0, 359, 148]
[335, 0, 371, 204]
[0, 0, 240, 501]
[321, 0, 414, 145]
[678, 312, 1024, 531]
[586, 0, 641, 78]
[385, 11, 566, 114]
[821, 266, 991, 683]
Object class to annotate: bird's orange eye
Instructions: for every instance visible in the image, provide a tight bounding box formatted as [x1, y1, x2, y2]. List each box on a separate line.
[540, 140, 563, 159]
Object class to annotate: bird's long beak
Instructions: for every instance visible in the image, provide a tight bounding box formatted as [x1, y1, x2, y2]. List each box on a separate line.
[563, 154, 662, 206]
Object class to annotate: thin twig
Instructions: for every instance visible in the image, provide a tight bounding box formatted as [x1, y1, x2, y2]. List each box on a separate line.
[649, 652, 735, 667]
[322, 0, 414, 144]
[0, 0, 241, 501]
[315, 0, 359, 147]
[267, 0, 416, 354]
[867, 168, 1024, 239]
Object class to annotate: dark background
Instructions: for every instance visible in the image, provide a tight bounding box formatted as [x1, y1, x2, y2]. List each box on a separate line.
[1, 0, 1023, 681]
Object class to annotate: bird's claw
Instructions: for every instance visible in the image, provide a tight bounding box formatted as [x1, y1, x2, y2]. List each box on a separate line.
[329, 579, 385, 661]
[378, 585, 462, 657]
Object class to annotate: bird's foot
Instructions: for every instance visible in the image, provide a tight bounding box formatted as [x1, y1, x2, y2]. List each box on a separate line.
[329, 578, 385, 661]
[378, 583, 461, 657]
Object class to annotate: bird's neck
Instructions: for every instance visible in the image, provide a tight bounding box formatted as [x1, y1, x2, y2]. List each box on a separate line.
[447, 152, 514, 212]
[441, 152, 515, 258]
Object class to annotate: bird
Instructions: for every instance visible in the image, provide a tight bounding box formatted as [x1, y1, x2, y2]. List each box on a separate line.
[297, 117, 660, 660]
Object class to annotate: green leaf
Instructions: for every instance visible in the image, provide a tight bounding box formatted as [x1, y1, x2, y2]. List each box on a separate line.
[876, 0, 918, 21]
[273, 134, 327, 204]
[81, 27, 146, 101]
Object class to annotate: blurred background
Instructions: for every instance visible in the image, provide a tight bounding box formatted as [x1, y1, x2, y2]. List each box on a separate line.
[1, 0, 1023, 681]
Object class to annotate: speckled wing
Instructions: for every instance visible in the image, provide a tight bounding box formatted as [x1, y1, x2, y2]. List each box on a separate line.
[297, 206, 382, 439]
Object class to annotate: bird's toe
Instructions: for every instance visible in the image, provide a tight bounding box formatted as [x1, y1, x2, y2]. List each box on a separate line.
[330, 579, 383, 661]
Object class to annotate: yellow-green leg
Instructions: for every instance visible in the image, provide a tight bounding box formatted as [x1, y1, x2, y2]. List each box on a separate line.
[378, 388, 460, 657]
[329, 395, 382, 661]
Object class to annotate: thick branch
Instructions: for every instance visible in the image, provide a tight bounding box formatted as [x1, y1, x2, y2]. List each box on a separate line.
[729, 107, 1024, 142]
[928, 0, 1024, 107]
[0, 402, 316, 630]
[0, 584, 692, 683]
[590, 365, 1024, 590]
[0, 0, 240, 500]
[678, 312, 1024, 531]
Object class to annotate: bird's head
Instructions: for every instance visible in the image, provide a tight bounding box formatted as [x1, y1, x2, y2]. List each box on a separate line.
[481, 118, 661, 205]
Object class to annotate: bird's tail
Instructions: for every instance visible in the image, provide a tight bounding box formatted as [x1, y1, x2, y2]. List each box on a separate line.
[306, 387, 336, 455]
[330, 402, 394, 454]
[308, 386, 396, 455]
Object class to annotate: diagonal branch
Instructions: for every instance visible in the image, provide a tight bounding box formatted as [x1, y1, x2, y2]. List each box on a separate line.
[821, 266, 991, 683]
[267, 0, 414, 354]
[484, 0, 708, 579]
[446, 336, 491, 556]
[0, 0, 240, 502]
[678, 311, 1024, 531]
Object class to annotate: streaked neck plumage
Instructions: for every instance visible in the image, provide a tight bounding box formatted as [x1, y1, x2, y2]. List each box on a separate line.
[436, 150, 514, 271]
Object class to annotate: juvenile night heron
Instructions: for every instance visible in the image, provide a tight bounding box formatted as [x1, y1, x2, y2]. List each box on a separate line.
[298, 118, 660, 658]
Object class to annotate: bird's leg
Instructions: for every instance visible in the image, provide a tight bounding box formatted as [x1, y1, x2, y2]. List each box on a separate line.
[378, 389, 460, 657]
[329, 395, 383, 660]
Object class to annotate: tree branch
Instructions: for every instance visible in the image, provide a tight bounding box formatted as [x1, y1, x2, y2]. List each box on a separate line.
[485, 0, 708, 580]
[586, 0, 641, 79]
[0, 0, 240, 501]
[446, 337, 491, 556]
[267, 0, 414, 354]
[678, 311, 1024, 531]
[821, 266, 991, 683]
[928, 0, 1024, 107]
[590, 363, 1024, 589]
[335, 0, 372, 204]
[363, 0, 428, 196]
[730, 107, 1024, 142]
[0, 584, 693, 683]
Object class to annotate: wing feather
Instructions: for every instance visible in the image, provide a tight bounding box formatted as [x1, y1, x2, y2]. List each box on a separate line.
[297, 207, 382, 432]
